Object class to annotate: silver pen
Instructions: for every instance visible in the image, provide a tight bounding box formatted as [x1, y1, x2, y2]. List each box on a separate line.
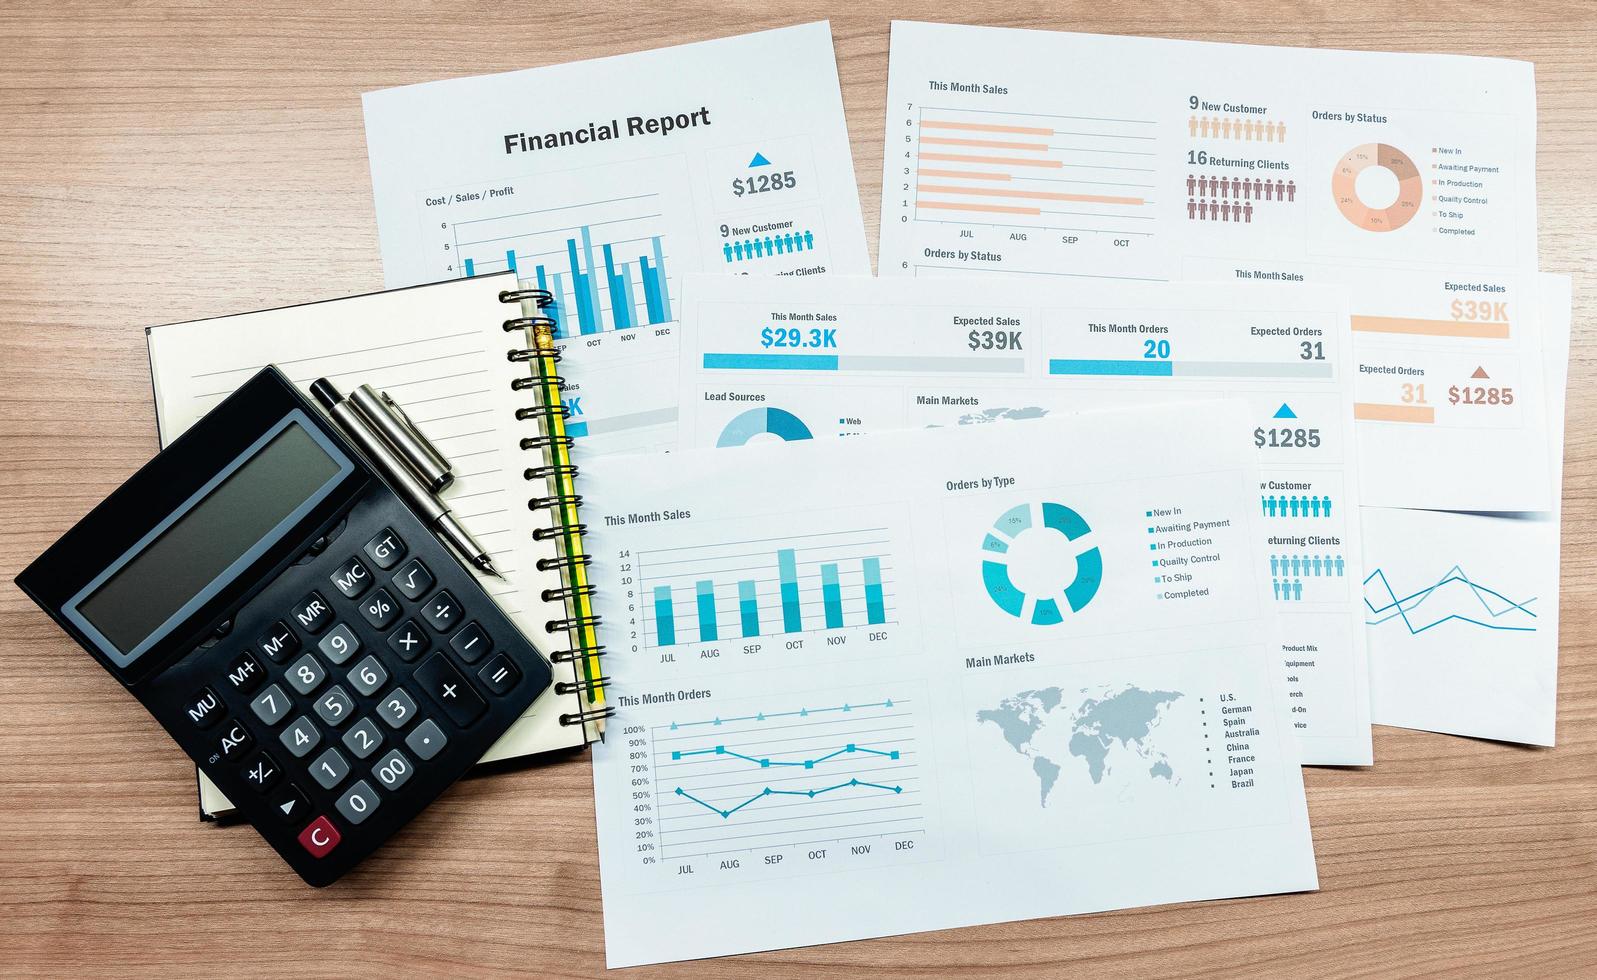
[310, 378, 503, 580]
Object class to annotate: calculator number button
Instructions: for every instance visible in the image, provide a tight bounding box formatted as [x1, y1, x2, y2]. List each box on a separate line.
[314, 685, 356, 728]
[391, 558, 435, 601]
[292, 591, 334, 634]
[342, 717, 384, 760]
[224, 651, 265, 694]
[387, 619, 428, 662]
[415, 653, 486, 726]
[242, 752, 282, 792]
[215, 718, 254, 762]
[255, 620, 300, 663]
[335, 780, 381, 826]
[310, 747, 351, 790]
[478, 654, 520, 696]
[348, 655, 390, 697]
[363, 528, 406, 570]
[279, 716, 322, 758]
[359, 588, 401, 630]
[317, 624, 361, 665]
[376, 688, 418, 729]
[371, 749, 414, 791]
[297, 815, 341, 857]
[183, 687, 224, 730]
[286, 653, 327, 695]
[250, 683, 291, 726]
[449, 623, 492, 664]
[405, 719, 448, 761]
[328, 556, 373, 599]
[422, 591, 461, 632]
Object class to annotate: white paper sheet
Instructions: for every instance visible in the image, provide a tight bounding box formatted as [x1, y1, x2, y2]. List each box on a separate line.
[877, 21, 1546, 512]
[584, 401, 1317, 966]
[363, 22, 871, 456]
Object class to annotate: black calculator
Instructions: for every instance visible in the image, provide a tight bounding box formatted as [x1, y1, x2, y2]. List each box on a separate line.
[16, 366, 553, 886]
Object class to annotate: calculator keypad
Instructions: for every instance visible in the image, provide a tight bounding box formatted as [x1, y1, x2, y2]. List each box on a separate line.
[187, 516, 547, 886]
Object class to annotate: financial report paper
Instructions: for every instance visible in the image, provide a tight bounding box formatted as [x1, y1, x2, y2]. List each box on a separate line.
[584, 402, 1317, 966]
[674, 274, 1371, 765]
[1364, 273, 1570, 746]
[364, 21, 870, 454]
[878, 21, 1547, 513]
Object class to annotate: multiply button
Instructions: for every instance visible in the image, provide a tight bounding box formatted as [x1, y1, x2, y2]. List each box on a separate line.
[414, 653, 486, 726]
[363, 528, 406, 570]
[328, 556, 372, 599]
[386, 619, 428, 662]
[292, 591, 334, 634]
[297, 815, 341, 858]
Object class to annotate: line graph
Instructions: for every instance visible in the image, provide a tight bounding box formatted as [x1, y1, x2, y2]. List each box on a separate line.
[1363, 565, 1538, 635]
[635, 696, 926, 861]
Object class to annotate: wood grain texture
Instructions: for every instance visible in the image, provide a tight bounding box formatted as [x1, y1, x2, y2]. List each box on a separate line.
[1, 2, 1594, 975]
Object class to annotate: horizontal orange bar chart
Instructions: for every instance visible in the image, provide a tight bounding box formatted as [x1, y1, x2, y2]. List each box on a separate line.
[918, 200, 1043, 216]
[921, 152, 1063, 169]
[921, 136, 1051, 151]
[922, 119, 1053, 136]
[917, 168, 1011, 181]
[1351, 315, 1511, 339]
[1354, 402, 1436, 424]
[918, 184, 1145, 207]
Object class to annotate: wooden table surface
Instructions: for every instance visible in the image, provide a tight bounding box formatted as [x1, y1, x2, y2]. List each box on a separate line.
[2, 2, 1594, 975]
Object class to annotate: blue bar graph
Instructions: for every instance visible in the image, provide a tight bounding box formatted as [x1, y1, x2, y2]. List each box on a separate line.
[642, 534, 893, 647]
[738, 580, 760, 638]
[863, 557, 885, 625]
[778, 549, 802, 632]
[654, 586, 676, 646]
[650, 236, 672, 321]
[695, 580, 718, 642]
[505, 249, 518, 274]
[463, 257, 475, 277]
[820, 563, 843, 629]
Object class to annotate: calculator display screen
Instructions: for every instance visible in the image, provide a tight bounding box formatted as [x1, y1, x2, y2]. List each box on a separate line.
[76, 421, 343, 663]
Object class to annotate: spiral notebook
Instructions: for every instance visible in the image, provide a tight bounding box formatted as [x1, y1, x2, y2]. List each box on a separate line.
[144, 272, 608, 818]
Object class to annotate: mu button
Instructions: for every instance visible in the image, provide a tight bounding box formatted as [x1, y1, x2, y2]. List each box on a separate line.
[297, 815, 341, 858]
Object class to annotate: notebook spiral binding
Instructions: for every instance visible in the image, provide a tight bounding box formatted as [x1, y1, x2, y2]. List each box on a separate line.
[502, 287, 615, 731]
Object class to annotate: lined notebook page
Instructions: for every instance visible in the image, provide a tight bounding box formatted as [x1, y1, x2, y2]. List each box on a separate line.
[146, 275, 584, 816]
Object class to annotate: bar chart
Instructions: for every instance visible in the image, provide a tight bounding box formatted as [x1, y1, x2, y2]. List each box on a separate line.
[454, 194, 675, 336]
[641, 529, 894, 648]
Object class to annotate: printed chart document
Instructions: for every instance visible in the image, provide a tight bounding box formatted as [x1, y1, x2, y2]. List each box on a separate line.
[675, 275, 1371, 765]
[878, 21, 1547, 512]
[364, 21, 870, 454]
[585, 402, 1318, 966]
[1365, 273, 1570, 745]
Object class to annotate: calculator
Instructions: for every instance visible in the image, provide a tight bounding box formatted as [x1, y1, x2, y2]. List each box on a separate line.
[16, 366, 554, 886]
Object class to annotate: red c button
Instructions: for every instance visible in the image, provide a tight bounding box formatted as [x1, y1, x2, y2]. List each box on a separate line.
[297, 815, 341, 858]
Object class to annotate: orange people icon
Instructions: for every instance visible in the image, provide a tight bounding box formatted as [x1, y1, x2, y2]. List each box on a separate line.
[1277, 121, 1286, 142]
[1285, 179, 1296, 202]
[1199, 115, 1211, 138]
[1243, 119, 1255, 141]
[1220, 117, 1232, 139]
[1188, 115, 1199, 137]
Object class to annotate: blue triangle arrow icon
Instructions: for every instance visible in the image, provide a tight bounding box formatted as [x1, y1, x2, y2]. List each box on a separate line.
[1273, 403, 1297, 419]
[748, 152, 771, 168]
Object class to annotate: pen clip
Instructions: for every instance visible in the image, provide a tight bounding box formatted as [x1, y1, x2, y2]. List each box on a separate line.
[350, 384, 455, 494]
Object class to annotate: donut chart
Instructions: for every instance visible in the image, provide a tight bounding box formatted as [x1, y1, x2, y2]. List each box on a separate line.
[1331, 142, 1423, 232]
[980, 502, 1102, 626]
[716, 406, 813, 447]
